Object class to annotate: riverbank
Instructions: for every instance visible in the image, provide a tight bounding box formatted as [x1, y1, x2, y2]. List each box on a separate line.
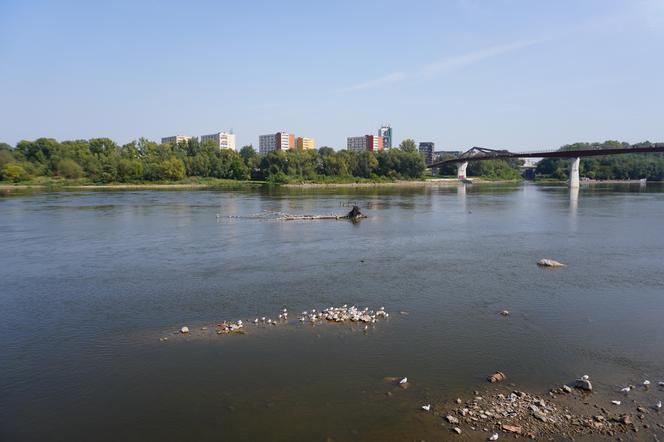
[0, 177, 520, 192]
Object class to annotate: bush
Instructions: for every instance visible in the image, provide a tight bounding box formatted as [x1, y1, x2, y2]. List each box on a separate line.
[56, 159, 84, 179]
[1, 163, 29, 182]
[159, 157, 186, 181]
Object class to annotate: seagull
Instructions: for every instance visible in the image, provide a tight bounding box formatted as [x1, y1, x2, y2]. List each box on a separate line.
[421, 404, 431, 411]
[399, 377, 408, 384]
[489, 433, 499, 441]
[655, 400, 662, 410]
[582, 375, 589, 381]
[253, 318, 259, 324]
[620, 386, 631, 393]
[611, 400, 621, 405]
[643, 380, 651, 386]
[659, 381, 664, 387]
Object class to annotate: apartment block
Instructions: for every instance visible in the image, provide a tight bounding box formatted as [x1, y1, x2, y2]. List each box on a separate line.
[200, 132, 236, 150]
[259, 132, 294, 154]
[295, 137, 315, 150]
[161, 135, 192, 145]
[418, 142, 435, 165]
[347, 135, 384, 152]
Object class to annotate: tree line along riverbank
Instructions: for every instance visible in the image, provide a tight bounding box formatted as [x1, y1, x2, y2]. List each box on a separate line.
[1, 138, 662, 186]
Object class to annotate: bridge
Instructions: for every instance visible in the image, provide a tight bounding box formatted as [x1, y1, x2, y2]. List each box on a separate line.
[427, 144, 664, 187]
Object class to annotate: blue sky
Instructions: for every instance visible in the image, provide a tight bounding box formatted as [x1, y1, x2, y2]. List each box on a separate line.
[1, 0, 662, 151]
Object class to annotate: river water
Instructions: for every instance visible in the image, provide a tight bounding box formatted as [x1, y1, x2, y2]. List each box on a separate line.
[1, 183, 663, 441]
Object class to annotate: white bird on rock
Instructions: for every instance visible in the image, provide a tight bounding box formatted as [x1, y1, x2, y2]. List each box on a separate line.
[611, 400, 621, 405]
[620, 386, 631, 393]
[582, 375, 589, 381]
[421, 404, 430, 411]
[658, 381, 664, 386]
[489, 433, 499, 441]
[655, 400, 662, 410]
[643, 380, 651, 386]
[399, 377, 408, 384]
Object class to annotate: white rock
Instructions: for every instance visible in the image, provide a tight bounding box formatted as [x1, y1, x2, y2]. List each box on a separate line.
[537, 258, 566, 267]
[489, 433, 499, 441]
[180, 326, 190, 334]
[611, 400, 621, 405]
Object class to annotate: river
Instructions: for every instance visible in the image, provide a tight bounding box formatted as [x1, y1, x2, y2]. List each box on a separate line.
[1, 183, 663, 441]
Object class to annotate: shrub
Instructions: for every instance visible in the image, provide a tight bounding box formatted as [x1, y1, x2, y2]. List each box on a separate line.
[1, 163, 29, 182]
[56, 159, 84, 179]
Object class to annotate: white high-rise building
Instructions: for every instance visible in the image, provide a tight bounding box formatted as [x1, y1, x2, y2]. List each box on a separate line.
[259, 132, 294, 154]
[161, 135, 192, 145]
[200, 132, 236, 150]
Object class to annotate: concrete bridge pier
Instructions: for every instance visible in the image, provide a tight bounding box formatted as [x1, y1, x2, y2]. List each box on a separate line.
[569, 157, 580, 188]
[457, 161, 468, 180]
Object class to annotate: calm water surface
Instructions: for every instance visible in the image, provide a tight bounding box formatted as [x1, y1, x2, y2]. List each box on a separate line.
[1, 184, 663, 441]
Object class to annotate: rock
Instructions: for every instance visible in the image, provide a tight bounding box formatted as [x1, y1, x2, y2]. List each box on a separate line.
[614, 414, 633, 425]
[637, 406, 647, 413]
[537, 258, 566, 267]
[452, 427, 462, 434]
[456, 398, 462, 404]
[501, 424, 522, 434]
[562, 385, 573, 393]
[488, 372, 507, 383]
[446, 415, 460, 424]
[180, 326, 190, 334]
[574, 379, 593, 391]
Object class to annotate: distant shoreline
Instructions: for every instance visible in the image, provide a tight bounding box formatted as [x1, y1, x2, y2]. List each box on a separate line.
[2, 178, 660, 192]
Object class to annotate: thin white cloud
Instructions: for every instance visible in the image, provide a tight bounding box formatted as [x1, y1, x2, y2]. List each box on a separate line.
[418, 38, 543, 77]
[336, 72, 406, 93]
[336, 38, 541, 94]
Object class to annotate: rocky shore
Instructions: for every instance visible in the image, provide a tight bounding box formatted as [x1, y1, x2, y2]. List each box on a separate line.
[431, 379, 663, 440]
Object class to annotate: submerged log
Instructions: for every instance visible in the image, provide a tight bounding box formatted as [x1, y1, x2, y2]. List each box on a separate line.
[282, 205, 367, 221]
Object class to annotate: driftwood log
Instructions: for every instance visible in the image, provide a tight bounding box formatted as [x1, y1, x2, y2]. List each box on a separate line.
[282, 205, 367, 221]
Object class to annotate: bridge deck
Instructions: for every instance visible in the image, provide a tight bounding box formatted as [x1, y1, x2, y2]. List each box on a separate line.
[428, 144, 664, 168]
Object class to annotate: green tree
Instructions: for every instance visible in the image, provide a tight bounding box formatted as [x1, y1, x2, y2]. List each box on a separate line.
[159, 157, 186, 180]
[239, 144, 258, 170]
[0, 149, 15, 168]
[318, 146, 335, 157]
[399, 138, 417, 153]
[1, 163, 29, 182]
[56, 159, 84, 179]
[117, 159, 143, 182]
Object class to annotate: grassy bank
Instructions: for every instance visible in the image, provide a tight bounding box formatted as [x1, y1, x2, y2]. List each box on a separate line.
[0, 176, 266, 191]
[1, 175, 526, 192]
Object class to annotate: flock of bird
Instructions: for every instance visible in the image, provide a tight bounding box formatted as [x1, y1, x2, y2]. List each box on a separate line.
[176, 305, 391, 337]
[615, 379, 663, 410]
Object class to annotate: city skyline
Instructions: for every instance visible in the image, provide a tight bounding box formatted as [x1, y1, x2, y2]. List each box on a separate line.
[1, 0, 663, 151]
